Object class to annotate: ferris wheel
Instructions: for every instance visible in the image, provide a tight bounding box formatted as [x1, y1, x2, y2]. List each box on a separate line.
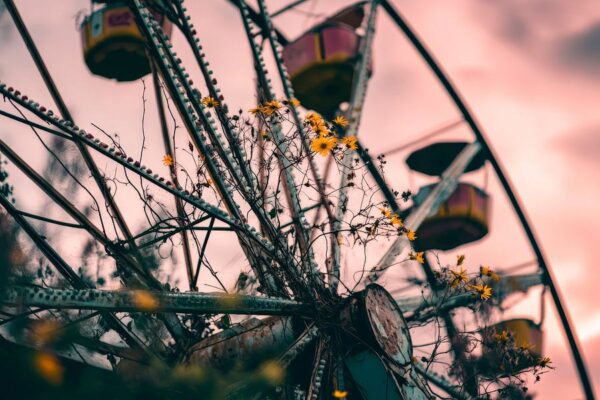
[0, 0, 595, 399]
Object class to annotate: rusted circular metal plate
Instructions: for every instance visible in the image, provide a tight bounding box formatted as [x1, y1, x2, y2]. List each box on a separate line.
[362, 284, 412, 367]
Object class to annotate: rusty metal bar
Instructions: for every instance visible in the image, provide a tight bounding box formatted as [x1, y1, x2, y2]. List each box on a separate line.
[3, 286, 311, 316]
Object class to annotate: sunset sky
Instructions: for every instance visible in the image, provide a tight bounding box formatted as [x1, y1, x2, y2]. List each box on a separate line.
[1, 1, 599, 398]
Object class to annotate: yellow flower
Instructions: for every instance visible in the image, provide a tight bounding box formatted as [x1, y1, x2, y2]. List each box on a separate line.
[310, 136, 337, 156]
[259, 360, 285, 385]
[457, 254, 465, 266]
[390, 214, 403, 227]
[305, 113, 322, 125]
[409, 251, 424, 264]
[342, 135, 358, 151]
[450, 267, 468, 288]
[262, 100, 282, 115]
[132, 290, 160, 312]
[470, 283, 492, 300]
[379, 207, 392, 218]
[333, 390, 349, 399]
[519, 340, 535, 351]
[333, 115, 349, 128]
[34, 352, 64, 385]
[249, 106, 263, 115]
[30, 319, 61, 346]
[162, 154, 174, 167]
[201, 96, 219, 108]
[316, 125, 330, 137]
[481, 266, 501, 282]
[538, 356, 552, 368]
[406, 230, 417, 241]
[287, 98, 300, 107]
[494, 330, 509, 343]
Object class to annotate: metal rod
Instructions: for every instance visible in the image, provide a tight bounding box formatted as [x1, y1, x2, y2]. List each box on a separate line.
[4, 286, 311, 316]
[2, 0, 73, 122]
[270, 0, 310, 18]
[17, 209, 83, 229]
[380, 2, 595, 397]
[0, 84, 278, 261]
[226, 0, 289, 45]
[0, 109, 71, 140]
[193, 217, 215, 288]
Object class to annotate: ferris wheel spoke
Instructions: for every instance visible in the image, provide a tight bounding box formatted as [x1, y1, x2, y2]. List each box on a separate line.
[131, 2, 301, 297]
[366, 141, 482, 283]
[130, 2, 244, 219]
[239, 0, 322, 284]
[278, 324, 320, 367]
[173, 0, 259, 196]
[330, 0, 379, 292]
[256, 0, 340, 289]
[158, 15, 302, 284]
[379, 118, 465, 157]
[0, 138, 195, 345]
[168, 2, 309, 269]
[3, 286, 311, 317]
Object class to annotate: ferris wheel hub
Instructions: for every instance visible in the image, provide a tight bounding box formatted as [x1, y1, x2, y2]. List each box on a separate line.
[340, 284, 413, 368]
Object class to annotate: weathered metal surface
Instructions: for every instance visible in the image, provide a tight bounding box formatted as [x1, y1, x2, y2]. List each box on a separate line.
[185, 317, 297, 370]
[340, 284, 412, 369]
[3, 286, 310, 316]
[362, 285, 412, 367]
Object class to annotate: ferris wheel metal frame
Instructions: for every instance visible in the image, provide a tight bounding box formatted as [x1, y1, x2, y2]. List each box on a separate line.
[0, 0, 594, 398]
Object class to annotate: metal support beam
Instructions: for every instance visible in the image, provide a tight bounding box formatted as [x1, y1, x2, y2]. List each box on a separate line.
[3, 286, 311, 316]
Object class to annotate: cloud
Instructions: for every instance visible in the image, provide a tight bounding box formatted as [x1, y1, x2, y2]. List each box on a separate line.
[553, 125, 600, 168]
[556, 23, 600, 76]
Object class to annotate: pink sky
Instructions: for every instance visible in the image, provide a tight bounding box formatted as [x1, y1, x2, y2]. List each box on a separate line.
[1, 1, 600, 398]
